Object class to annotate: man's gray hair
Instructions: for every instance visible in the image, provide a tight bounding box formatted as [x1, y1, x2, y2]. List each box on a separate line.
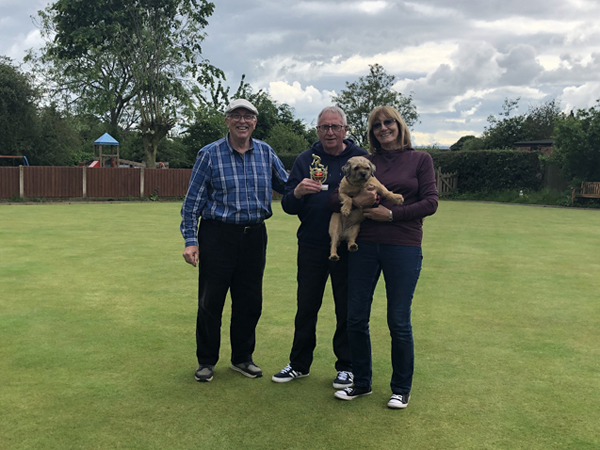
[317, 106, 347, 126]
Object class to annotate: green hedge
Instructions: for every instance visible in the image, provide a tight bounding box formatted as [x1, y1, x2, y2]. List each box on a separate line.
[277, 153, 299, 171]
[427, 149, 543, 193]
[278, 150, 544, 193]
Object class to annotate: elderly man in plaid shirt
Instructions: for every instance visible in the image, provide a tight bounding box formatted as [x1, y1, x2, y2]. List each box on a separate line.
[181, 99, 288, 383]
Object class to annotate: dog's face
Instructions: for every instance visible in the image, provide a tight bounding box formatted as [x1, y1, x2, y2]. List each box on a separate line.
[342, 156, 376, 183]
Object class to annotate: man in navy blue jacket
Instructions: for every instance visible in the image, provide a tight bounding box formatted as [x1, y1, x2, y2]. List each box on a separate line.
[272, 106, 370, 389]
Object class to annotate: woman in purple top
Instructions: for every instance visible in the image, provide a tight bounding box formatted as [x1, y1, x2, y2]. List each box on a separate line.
[332, 106, 438, 408]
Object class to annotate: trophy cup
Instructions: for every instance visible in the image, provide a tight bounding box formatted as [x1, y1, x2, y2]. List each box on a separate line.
[309, 154, 329, 190]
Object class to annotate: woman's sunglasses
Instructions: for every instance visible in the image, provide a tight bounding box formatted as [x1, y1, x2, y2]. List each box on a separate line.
[372, 119, 397, 131]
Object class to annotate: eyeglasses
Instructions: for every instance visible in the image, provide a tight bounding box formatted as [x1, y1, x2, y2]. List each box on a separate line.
[316, 124, 345, 133]
[228, 113, 256, 121]
[372, 119, 397, 131]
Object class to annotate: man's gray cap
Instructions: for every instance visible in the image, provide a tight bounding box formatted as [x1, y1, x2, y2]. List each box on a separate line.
[225, 99, 259, 115]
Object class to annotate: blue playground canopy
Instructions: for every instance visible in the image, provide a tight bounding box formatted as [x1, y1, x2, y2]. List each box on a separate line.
[94, 133, 119, 146]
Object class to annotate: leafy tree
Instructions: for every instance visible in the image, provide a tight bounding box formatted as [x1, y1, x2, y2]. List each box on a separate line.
[482, 98, 527, 149]
[33, 0, 219, 168]
[482, 98, 565, 149]
[183, 107, 228, 163]
[249, 91, 281, 142]
[450, 135, 476, 151]
[553, 103, 600, 181]
[266, 123, 309, 155]
[185, 75, 315, 158]
[522, 99, 564, 140]
[461, 137, 486, 151]
[29, 105, 82, 166]
[333, 64, 418, 148]
[0, 57, 38, 157]
[156, 136, 194, 169]
[482, 115, 527, 149]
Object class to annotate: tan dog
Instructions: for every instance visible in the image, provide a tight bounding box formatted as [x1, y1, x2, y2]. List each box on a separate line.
[329, 156, 404, 261]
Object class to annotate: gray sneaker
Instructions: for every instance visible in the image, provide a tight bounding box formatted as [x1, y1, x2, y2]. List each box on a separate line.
[230, 361, 263, 378]
[194, 364, 214, 382]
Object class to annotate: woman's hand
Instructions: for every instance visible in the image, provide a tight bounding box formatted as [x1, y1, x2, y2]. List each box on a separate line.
[352, 185, 378, 208]
[362, 205, 392, 222]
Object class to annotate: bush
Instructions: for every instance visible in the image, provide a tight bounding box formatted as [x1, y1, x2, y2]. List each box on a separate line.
[553, 105, 600, 182]
[427, 149, 543, 193]
[266, 123, 309, 155]
[277, 153, 298, 171]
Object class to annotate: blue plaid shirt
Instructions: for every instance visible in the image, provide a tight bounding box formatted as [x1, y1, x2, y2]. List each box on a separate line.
[180, 134, 288, 247]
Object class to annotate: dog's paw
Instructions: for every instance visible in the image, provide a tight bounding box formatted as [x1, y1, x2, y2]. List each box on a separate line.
[329, 254, 340, 261]
[391, 194, 404, 205]
[348, 243, 358, 252]
[341, 205, 352, 216]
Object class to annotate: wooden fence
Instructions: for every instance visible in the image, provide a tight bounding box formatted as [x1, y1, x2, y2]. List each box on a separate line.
[0, 166, 193, 200]
[1, 165, 458, 200]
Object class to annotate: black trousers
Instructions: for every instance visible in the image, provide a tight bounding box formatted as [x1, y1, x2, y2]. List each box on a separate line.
[196, 219, 267, 366]
[289, 245, 352, 373]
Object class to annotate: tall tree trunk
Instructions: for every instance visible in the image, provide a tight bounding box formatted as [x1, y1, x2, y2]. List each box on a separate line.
[140, 116, 174, 169]
[143, 135, 158, 169]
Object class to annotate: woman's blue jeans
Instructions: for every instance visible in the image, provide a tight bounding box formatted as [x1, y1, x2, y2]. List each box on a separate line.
[347, 242, 422, 394]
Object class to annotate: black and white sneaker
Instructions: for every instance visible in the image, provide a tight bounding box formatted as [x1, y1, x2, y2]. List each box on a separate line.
[334, 385, 372, 401]
[387, 393, 410, 409]
[230, 361, 263, 378]
[194, 364, 214, 382]
[271, 364, 309, 383]
[333, 371, 353, 389]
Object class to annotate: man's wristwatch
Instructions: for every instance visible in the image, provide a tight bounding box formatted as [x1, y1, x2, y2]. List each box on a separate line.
[388, 209, 393, 222]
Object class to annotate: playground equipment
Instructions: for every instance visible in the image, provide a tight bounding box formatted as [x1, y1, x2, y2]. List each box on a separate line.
[93, 133, 121, 167]
[86, 133, 167, 168]
[0, 155, 29, 166]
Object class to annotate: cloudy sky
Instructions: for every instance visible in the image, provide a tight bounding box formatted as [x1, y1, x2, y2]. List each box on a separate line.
[2, 0, 600, 146]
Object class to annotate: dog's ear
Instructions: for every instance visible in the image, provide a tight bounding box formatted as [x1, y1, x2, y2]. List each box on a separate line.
[342, 161, 352, 177]
[369, 161, 376, 174]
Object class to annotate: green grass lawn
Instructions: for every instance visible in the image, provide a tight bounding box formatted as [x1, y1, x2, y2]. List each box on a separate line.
[1, 201, 599, 449]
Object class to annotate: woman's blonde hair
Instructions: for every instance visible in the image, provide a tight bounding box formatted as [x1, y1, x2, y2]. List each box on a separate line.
[367, 106, 412, 154]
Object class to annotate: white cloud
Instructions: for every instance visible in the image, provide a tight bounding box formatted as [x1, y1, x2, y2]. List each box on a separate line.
[294, 0, 390, 15]
[537, 55, 562, 71]
[251, 42, 456, 88]
[267, 81, 335, 124]
[472, 17, 583, 35]
[404, 2, 459, 18]
[331, 43, 457, 75]
[268, 81, 334, 106]
[559, 82, 600, 111]
[352, 1, 388, 15]
[6, 30, 43, 60]
[412, 129, 478, 147]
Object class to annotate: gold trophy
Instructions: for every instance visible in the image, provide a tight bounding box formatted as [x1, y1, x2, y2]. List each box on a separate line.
[309, 154, 329, 190]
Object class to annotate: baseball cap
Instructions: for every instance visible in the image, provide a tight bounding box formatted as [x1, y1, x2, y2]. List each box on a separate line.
[225, 99, 259, 115]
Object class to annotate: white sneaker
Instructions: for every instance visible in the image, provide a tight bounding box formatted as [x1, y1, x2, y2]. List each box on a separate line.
[387, 393, 410, 409]
[334, 386, 372, 401]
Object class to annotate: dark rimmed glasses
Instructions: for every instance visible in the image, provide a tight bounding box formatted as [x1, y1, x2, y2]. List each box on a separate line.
[316, 124, 345, 133]
[228, 113, 256, 121]
[372, 119, 397, 131]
